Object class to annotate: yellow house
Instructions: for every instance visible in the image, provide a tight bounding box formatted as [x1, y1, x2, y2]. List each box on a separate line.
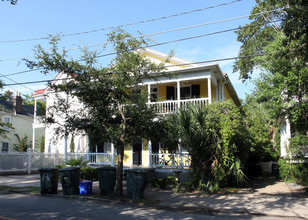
[32, 48, 240, 168]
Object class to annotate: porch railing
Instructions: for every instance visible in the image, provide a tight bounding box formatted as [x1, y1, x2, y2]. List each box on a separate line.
[151, 153, 191, 168]
[148, 98, 209, 114]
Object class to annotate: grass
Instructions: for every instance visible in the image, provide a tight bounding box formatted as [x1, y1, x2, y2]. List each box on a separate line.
[0, 185, 41, 194]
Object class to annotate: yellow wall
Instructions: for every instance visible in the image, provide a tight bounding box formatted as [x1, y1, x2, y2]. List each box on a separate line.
[224, 84, 232, 100]
[142, 139, 149, 166]
[124, 144, 132, 165]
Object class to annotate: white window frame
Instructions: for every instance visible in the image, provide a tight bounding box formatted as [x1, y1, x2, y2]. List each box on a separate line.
[1, 141, 10, 152]
[2, 116, 12, 131]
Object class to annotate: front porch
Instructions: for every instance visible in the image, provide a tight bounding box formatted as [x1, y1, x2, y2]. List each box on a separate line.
[66, 152, 191, 169]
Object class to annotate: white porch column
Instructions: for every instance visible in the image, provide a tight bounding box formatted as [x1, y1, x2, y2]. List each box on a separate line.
[111, 143, 115, 167]
[148, 140, 152, 168]
[208, 78, 212, 104]
[177, 81, 181, 109]
[178, 139, 183, 169]
[86, 136, 90, 162]
[32, 128, 36, 149]
[147, 84, 151, 103]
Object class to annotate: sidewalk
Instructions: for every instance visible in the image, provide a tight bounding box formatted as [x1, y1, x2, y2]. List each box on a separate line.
[0, 174, 307, 219]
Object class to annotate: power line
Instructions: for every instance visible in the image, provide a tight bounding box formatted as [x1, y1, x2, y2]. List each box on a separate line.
[0, 8, 282, 63]
[3, 52, 270, 87]
[0, 72, 35, 91]
[0, 18, 280, 79]
[0, 0, 241, 44]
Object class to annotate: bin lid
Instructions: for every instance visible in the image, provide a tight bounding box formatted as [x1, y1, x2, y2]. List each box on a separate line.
[38, 167, 58, 171]
[96, 167, 116, 170]
[125, 169, 147, 173]
[59, 166, 80, 171]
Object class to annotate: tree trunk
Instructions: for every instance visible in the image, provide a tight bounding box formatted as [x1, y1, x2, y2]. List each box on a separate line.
[115, 140, 124, 197]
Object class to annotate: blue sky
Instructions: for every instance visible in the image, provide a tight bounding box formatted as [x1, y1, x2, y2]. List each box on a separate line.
[0, 0, 258, 100]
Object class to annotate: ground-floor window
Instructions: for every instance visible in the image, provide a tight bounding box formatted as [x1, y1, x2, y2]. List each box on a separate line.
[1, 141, 9, 152]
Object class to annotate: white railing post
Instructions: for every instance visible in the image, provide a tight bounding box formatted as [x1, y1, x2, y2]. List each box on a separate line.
[27, 148, 33, 174]
[178, 139, 183, 169]
[111, 143, 115, 167]
[148, 140, 152, 168]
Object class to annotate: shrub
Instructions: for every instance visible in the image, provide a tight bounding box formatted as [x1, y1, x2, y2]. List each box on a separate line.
[174, 181, 194, 193]
[65, 157, 88, 168]
[80, 167, 98, 181]
[279, 158, 308, 186]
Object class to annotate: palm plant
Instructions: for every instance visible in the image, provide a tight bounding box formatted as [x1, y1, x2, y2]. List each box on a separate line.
[13, 134, 31, 152]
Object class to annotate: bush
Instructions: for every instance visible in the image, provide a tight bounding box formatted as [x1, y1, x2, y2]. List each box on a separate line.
[64, 157, 88, 168]
[174, 181, 194, 193]
[80, 167, 98, 181]
[150, 178, 166, 188]
[279, 158, 308, 186]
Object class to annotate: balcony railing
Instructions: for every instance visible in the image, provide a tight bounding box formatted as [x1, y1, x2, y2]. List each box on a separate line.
[148, 98, 209, 114]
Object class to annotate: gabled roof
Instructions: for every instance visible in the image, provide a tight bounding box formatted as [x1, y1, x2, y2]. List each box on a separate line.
[0, 100, 34, 116]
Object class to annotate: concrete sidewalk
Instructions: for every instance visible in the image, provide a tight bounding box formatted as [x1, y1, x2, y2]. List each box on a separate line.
[0, 174, 307, 219]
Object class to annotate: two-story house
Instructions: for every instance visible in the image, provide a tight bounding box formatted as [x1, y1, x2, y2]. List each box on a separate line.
[0, 93, 38, 152]
[32, 48, 240, 167]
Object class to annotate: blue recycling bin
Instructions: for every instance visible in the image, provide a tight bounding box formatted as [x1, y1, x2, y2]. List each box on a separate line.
[79, 180, 92, 195]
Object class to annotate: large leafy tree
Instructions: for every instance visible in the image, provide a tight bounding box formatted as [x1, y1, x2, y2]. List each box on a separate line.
[234, 0, 307, 136]
[26, 29, 169, 196]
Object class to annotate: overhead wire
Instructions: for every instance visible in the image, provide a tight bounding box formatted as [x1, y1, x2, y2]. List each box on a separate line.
[0, 0, 242, 43]
[0, 8, 283, 63]
[3, 52, 271, 87]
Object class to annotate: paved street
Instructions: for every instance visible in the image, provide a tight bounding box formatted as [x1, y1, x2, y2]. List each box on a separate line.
[0, 174, 307, 219]
[0, 193, 302, 220]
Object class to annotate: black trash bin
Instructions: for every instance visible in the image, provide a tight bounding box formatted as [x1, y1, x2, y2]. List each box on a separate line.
[97, 167, 116, 196]
[272, 162, 279, 177]
[39, 167, 58, 194]
[126, 169, 147, 200]
[59, 167, 80, 195]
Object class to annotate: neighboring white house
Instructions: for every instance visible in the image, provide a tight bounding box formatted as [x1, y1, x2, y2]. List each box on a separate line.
[32, 48, 240, 167]
[0, 93, 42, 152]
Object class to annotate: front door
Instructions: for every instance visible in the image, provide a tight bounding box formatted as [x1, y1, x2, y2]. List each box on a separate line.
[133, 141, 142, 165]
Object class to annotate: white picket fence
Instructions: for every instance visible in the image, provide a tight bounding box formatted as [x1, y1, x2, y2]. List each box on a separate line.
[0, 149, 65, 174]
[0, 149, 191, 174]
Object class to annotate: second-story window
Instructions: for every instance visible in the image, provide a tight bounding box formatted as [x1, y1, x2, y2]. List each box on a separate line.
[2, 116, 11, 130]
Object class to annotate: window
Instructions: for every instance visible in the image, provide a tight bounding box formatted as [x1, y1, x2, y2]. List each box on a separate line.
[1, 141, 9, 152]
[150, 86, 159, 101]
[2, 116, 11, 130]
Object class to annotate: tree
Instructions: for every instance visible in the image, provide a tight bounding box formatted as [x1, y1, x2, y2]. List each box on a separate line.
[234, 0, 308, 134]
[26, 29, 169, 196]
[70, 135, 75, 153]
[0, 90, 13, 102]
[1, 0, 17, 5]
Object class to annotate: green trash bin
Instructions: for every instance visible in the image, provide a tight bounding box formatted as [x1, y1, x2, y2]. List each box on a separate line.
[126, 169, 147, 200]
[97, 167, 116, 196]
[59, 167, 80, 195]
[39, 167, 58, 194]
